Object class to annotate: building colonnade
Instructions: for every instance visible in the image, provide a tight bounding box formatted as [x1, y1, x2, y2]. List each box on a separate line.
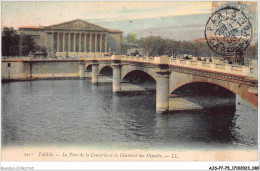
[47, 31, 107, 54]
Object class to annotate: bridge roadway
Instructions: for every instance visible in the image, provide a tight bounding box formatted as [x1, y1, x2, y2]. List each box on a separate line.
[2, 55, 258, 113]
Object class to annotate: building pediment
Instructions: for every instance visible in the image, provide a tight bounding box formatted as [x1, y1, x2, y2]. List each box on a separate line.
[46, 19, 108, 31]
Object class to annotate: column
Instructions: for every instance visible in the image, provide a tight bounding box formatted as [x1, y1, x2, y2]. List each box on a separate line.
[51, 32, 54, 53]
[79, 33, 82, 52]
[63, 32, 65, 52]
[89, 33, 92, 52]
[95, 33, 97, 52]
[46, 33, 51, 57]
[156, 70, 170, 114]
[73, 33, 76, 52]
[112, 64, 121, 93]
[84, 33, 87, 52]
[100, 34, 102, 53]
[68, 33, 71, 52]
[105, 33, 107, 52]
[92, 63, 99, 84]
[45, 32, 49, 54]
[57, 32, 60, 52]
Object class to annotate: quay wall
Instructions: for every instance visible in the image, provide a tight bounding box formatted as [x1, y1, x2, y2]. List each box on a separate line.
[2, 62, 30, 80]
[1, 60, 84, 81]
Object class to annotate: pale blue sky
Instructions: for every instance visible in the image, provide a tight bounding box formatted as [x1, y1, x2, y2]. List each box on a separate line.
[2, 1, 211, 28]
[2, 1, 257, 41]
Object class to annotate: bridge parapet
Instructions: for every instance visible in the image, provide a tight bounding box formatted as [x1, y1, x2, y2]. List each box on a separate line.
[97, 54, 112, 60]
[118, 55, 257, 79]
[111, 55, 121, 60]
[169, 58, 256, 78]
[120, 55, 169, 64]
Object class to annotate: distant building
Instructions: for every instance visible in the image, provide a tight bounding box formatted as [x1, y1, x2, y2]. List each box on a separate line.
[19, 19, 123, 58]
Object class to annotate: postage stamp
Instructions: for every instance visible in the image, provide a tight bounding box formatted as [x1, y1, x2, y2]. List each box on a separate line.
[204, 6, 253, 56]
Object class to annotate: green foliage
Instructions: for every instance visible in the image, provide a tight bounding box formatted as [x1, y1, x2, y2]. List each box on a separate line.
[126, 32, 137, 44]
[2, 27, 38, 56]
[138, 36, 166, 56]
[246, 42, 258, 60]
[2, 27, 20, 56]
[124, 33, 257, 59]
[138, 36, 213, 57]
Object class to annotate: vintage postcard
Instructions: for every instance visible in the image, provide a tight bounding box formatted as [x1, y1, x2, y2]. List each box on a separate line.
[1, 0, 259, 170]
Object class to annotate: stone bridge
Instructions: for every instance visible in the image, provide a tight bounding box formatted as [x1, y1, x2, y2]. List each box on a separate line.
[79, 55, 258, 113]
[2, 55, 258, 113]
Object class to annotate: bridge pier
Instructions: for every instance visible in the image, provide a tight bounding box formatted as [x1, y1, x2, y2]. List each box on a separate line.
[92, 63, 99, 84]
[79, 62, 85, 78]
[156, 70, 170, 114]
[112, 64, 121, 93]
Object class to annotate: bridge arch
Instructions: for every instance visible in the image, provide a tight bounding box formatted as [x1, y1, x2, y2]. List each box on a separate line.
[169, 71, 257, 108]
[169, 71, 245, 97]
[85, 64, 92, 71]
[122, 70, 156, 83]
[169, 81, 237, 111]
[121, 65, 157, 81]
[99, 65, 113, 76]
[170, 81, 236, 96]
[98, 64, 112, 74]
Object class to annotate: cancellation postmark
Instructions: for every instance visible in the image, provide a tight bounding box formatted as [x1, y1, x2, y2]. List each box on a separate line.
[204, 6, 252, 56]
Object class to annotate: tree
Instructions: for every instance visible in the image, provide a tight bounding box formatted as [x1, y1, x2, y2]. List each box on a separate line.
[2, 27, 38, 57]
[138, 36, 167, 56]
[2, 27, 20, 56]
[138, 35, 218, 57]
[126, 32, 137, 44]
[20, 34, 36, 56]
[246, 42, 258, 60]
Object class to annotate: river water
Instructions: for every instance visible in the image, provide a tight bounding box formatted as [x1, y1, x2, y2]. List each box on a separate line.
[1, 79, 258, 150]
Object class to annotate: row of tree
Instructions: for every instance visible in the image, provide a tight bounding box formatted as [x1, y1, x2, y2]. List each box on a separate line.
[2, 28, 257, 60]
[123, 32, 258, 59]
[2, 27, 46, 57]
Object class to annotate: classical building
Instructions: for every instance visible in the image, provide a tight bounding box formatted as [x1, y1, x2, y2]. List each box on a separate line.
[19, 19, 123, 58]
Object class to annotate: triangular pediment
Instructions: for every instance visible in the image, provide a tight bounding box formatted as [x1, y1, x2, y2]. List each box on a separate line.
[46, 19, 108, 31]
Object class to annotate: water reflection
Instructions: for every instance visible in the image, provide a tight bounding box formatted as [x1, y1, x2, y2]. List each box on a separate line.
[153, 106, 235, 149]
[1, 80, 257, 150]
